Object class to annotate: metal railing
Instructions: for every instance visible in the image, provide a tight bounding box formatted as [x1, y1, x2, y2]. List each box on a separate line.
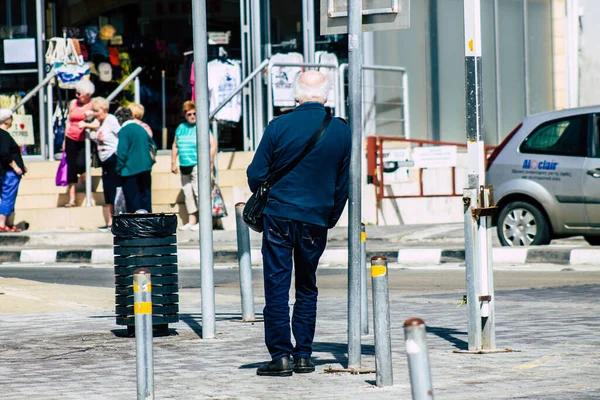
[11, 70, 56, 113]
[339, 64, 410, 139]
[107, 66, 143, 102]
[267, 61, 341, 122]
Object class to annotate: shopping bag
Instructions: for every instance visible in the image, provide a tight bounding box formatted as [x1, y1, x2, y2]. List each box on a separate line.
[114, 187, 127, 215]
[55, 152, 68, 187]
[55, 62, 91, 89]
[211, 182, 228, 218]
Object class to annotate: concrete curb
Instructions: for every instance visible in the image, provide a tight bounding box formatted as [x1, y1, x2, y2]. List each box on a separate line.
[0, 247, 599, 266]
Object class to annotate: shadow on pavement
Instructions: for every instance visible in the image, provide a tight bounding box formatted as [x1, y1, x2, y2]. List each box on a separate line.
[426, 326, 468, 350]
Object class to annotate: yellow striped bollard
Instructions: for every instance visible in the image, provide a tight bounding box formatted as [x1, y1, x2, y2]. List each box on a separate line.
[371, 256, 393, 387]
[134, 268, 154, 400]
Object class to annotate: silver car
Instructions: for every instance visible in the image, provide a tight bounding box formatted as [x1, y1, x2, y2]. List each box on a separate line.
[487, 106, 600, 246]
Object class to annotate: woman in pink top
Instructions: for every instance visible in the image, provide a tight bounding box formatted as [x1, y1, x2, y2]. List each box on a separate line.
[63, 80, 95, 207]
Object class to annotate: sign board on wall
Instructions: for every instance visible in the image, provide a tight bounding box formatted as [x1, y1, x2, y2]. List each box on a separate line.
[8, 114, 35, 146]
[320, 0, 410, 35]
[3, 39, 36, 64]
[382, 148, 413, 183]
[413, 146, 458, 169]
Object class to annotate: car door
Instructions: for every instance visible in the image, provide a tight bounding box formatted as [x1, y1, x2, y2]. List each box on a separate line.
[519, 114, 587, 229]
[583, 113, 600, 227]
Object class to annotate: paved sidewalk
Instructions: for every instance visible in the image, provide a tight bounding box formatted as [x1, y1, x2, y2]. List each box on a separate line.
[1, 274, 599, 399]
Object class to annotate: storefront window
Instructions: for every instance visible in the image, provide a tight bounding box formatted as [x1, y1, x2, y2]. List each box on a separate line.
[0, 0, 42, 157]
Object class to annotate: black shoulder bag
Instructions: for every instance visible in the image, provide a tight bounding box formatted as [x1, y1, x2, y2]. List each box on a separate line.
[243, 114, 333, 232]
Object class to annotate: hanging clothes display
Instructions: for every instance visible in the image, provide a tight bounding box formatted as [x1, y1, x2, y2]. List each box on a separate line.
[189, 58, 242, 123]
[177, 52, 194, 101]
[270, 52, 304, 107]
[207, 59, 242, 123]
[315, 51, 339, 108]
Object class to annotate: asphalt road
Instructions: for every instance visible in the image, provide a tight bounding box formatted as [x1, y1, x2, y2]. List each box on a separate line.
[1, 263, 599, 296]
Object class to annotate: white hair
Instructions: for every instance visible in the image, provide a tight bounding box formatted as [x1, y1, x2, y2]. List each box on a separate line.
[92, 97, 110, 111]
[75, 79, 95, 95]
[293, 72, 330, 104]
[0, 108, 12, 123]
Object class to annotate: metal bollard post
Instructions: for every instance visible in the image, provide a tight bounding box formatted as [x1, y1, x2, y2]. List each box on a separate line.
[404, 318, 434, 400]
[360, 223, 369, 335]
[371, 256, 393, 387]
[134, 269, 154, 400]
[235, 203, 256, 322]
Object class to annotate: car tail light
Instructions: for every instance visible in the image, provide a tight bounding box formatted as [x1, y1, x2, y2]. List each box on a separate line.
[486, 123, 522, 171]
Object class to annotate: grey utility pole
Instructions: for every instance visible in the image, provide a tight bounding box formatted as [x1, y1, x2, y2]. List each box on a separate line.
[191, 0, 216, 339]
[347, 0, 363, 370]
[462, 0, 497, 352]
[302, 0, 316, 63]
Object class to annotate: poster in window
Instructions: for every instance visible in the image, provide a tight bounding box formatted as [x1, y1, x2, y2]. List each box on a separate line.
[8, 114, 35, 146]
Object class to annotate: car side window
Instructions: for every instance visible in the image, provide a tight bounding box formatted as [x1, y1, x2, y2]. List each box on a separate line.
[520, 115, 588, 157]
[592, 114, 600, 157]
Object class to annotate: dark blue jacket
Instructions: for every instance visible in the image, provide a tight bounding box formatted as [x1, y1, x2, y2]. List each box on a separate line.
[247, 102, 351, 228]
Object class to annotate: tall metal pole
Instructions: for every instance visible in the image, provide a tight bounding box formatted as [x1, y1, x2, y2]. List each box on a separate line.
[463, 0, 496, 352]
[35, 0, 47, 159]
[251, 0, 264, 147]
[240, 0, 254, 151]
[302, 0, 315, 63]
[191, 0, 216, 339]
[161, 70, 167, 149]
[347, 0, 363, 370]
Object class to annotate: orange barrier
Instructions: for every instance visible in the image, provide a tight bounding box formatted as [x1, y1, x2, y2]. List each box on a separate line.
[366, 136, 496, 201]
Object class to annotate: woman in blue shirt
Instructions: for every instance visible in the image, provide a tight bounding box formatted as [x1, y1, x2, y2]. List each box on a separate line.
[170, 101, 217, 231]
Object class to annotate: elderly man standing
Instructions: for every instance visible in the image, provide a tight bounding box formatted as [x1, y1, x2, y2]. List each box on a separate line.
[247, 70, 351, 376]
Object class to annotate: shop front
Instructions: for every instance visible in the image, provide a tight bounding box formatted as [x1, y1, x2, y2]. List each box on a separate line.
[0, 0, 562, 163]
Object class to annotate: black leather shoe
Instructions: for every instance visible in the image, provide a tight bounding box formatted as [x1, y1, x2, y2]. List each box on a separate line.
[293, 357, 315, 373]
[256, 356, 293, 377]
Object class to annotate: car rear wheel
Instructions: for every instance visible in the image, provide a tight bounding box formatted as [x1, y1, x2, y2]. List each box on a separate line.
[584, 236, 600, 246]
[497, 201, 550, 246]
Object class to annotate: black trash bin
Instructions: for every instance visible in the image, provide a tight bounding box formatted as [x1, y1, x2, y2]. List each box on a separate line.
[112, 213, 179, 336]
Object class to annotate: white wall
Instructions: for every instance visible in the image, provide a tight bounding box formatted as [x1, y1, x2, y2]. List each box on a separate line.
[579, 1, 600, 106]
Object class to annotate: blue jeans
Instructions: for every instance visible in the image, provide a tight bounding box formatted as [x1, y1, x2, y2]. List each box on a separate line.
[0, 171, 21, 216]
[262, 214, 328, 361]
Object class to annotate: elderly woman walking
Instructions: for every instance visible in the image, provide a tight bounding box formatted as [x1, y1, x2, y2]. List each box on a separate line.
[80, 97, 120, 230]
[0, 109, 26, 232]
[171, 101, 217, 231]
[63, 79, 95, 207]
[115, 107, 156, 213]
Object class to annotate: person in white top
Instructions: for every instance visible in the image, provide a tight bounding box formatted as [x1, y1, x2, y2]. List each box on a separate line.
[80, 97, 121, 230]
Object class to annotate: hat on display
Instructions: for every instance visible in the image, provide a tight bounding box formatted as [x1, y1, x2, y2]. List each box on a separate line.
[0, 108, 13, 123]
[85, 26, 99, 44]
[98, 62, 113, 82]
[99, 25, 116, 41]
